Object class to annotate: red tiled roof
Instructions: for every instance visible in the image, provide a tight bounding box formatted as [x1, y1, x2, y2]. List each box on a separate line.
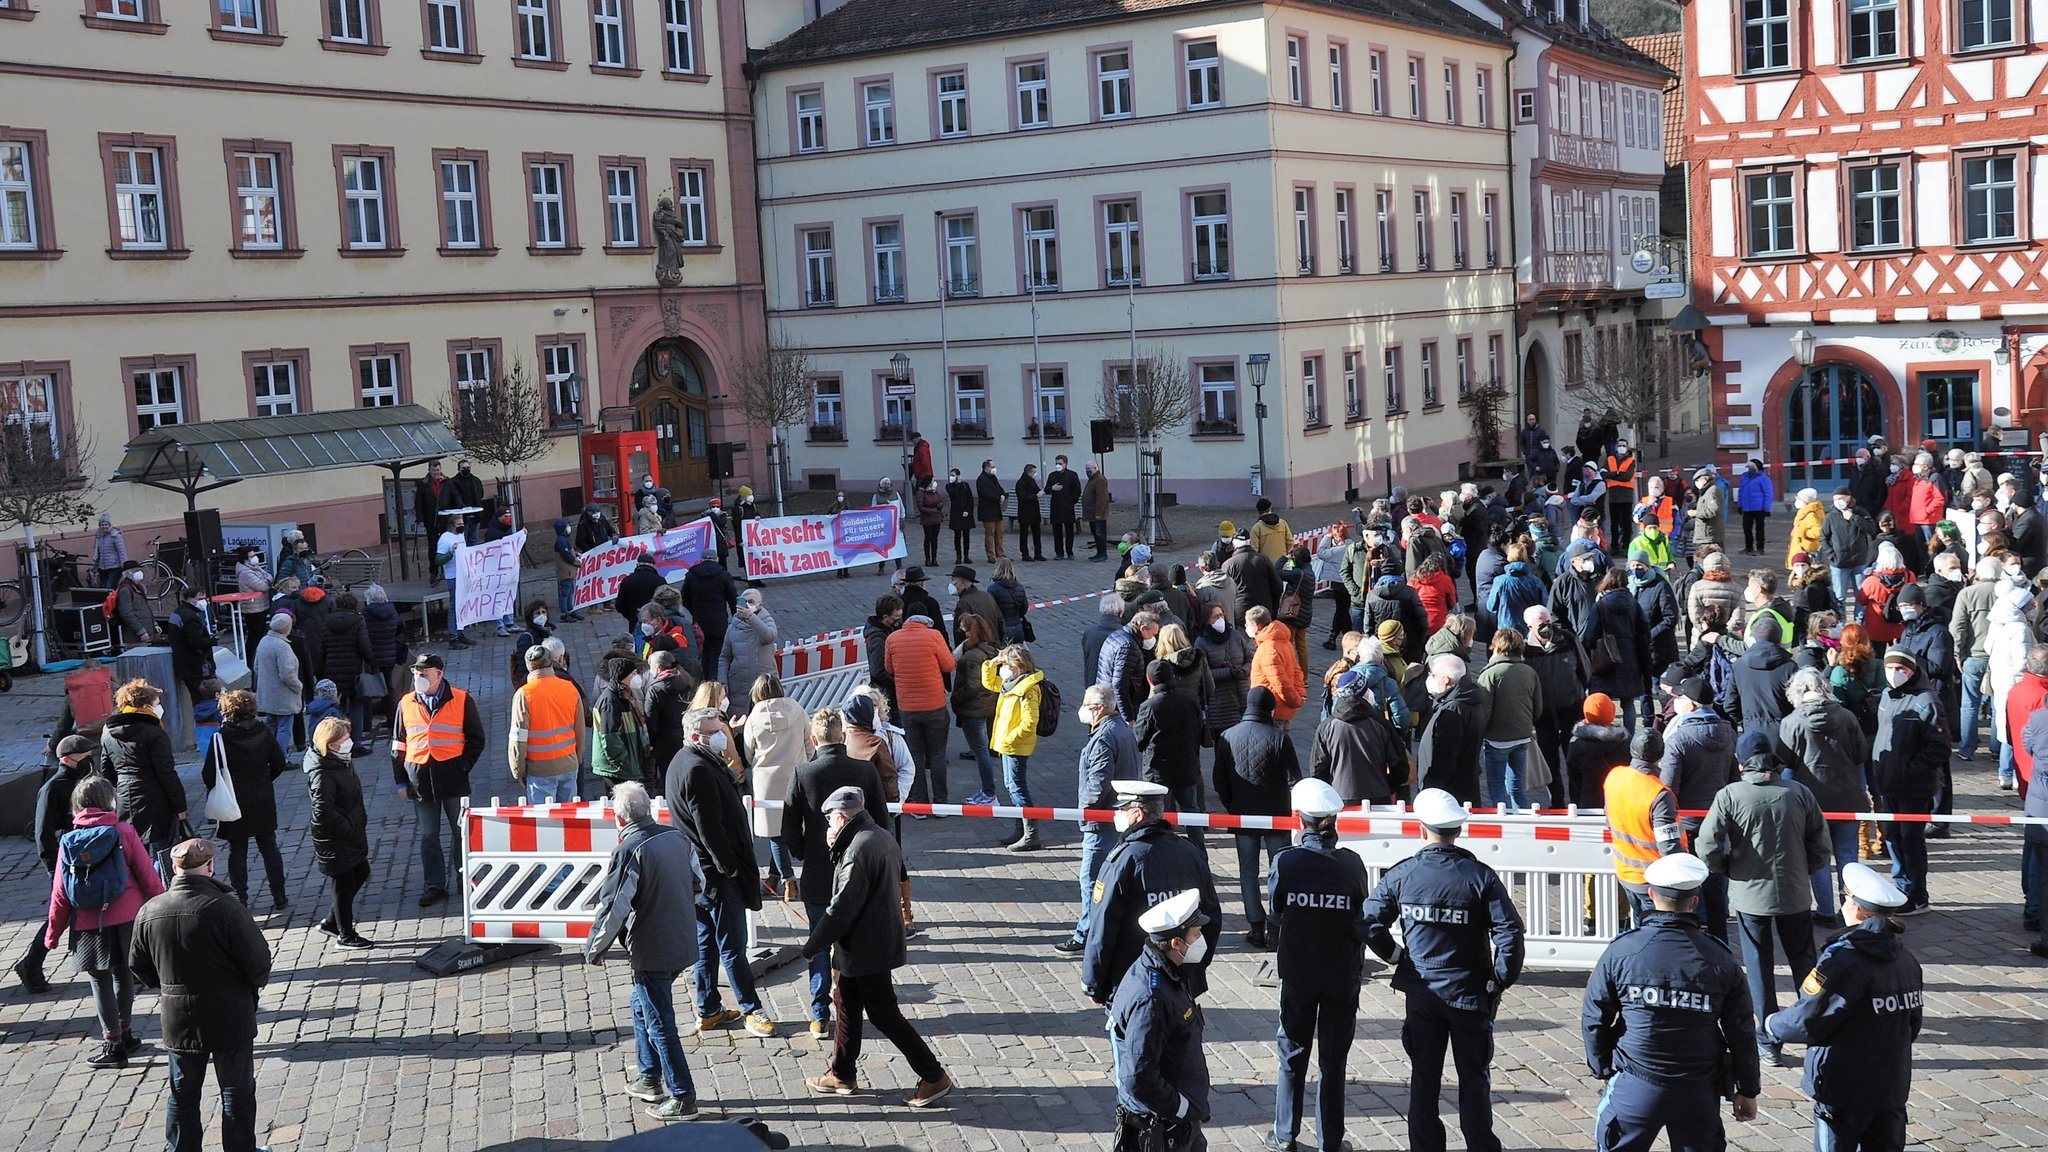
[1626, 32, 1685, 167]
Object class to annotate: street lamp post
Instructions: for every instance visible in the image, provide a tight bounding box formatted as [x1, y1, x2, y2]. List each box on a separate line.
[890, 351, 912, 491]
[1247, 352, 1271, 498]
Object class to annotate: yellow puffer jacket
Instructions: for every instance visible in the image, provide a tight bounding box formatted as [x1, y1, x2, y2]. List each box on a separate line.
[982, 663, 1044, 757]
[1786, 499, 1825, 568]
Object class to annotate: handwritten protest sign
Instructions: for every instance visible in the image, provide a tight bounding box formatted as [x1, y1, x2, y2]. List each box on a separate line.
[570, 518, 714, 612]
[453, 530, 526, 629]
[743, 506, 904, 580]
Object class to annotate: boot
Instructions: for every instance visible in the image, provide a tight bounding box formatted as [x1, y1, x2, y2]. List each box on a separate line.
[899, 879, 917, 935]
[999, 819, 1024, 847]
[1008, 818, 1041, 852]
[1861, 821, 1886, 860]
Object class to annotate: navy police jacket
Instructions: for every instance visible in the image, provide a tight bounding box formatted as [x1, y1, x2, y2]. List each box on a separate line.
[1765, 918, 1923, 1107]
[1581, 911, 1762, 1098]
[1083, 820, 1221, 1002]
[1109, 943, 1211, 1122]
[1360, 842, 1526, 1012]
[1268, 833, 1370, 990]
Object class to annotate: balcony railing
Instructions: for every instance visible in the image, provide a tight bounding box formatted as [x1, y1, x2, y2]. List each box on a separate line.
[1024, 420, 1069, 439]
[1191, 260, 1231, 282]
[1296, 256, 1314, 276]
[1303, 405, 1325, 428]
[873, 280, 906, 304]
[1337, 256, 1354, 274]
[1106, 267, 1142, 287]
[804, 290, 836, 308]
[1541, 252, 1611, 288]
[807, 422, 846, 443]
[1345, 400, 1363, 422]
[876, 421, 914, 441]
[945, 276, 980, 298]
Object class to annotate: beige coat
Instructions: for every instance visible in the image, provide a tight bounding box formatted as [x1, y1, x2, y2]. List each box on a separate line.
[742, 697, 809, 836]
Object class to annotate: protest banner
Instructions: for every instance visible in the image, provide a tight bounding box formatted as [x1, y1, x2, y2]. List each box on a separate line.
[743, 505, 904, 580]
[453, 530, 527, 629]
[569, 518, 714, 612]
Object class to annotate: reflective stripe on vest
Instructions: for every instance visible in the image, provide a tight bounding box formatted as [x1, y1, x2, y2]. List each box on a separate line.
[518, 676, 581, 763]
[1604, 764, 1678, 886]
[401, 688, 469, 765]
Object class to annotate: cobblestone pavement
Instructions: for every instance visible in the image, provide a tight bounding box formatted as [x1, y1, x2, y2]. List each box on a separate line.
[2, 504, 2045, 1151]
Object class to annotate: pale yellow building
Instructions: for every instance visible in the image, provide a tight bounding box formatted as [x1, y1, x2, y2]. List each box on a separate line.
[755, 0, 1519, 508]
[0, 0, 768, 573]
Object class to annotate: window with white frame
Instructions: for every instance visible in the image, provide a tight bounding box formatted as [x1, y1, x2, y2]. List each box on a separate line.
[133, 365, 185, 431]
[1097, 49, 1133, 119]
[1186, 39, 1221, 109]
[676, 166, 707, 244]
[543, 342, 580, 424]
[358, 352, 401, 407]
[1198, 363, 1238, 431]
[0, 142, 36, 250]
[1383, 347, 1403, 412]
[1334, 188, 1354, 272]
[1420, 342, 1439, 406]
[1622, 88, 1636, 148]
[1413, 192, 1432, 270]
[944, 214, 979, 296]
[1456, 337, 1474, 398]
[604, 164, 640, 246]
[1483, 193, 1501, 267]
[93, 0, 146, 20]
[881, 388, 914, 433]
[1103, 199, 1141, 286]
[1587, 198, 1604, 261]
[1444, 64, 1459, 124]
[1960, 0, 2017, 50]
[253, 359, 300, 417]
[1329, 44, 1348, 110]
[1961, 152, 2020, 244]
[1294, 187, 1314, 274]
[426, 0, 466, 53]
[1488, 335, 1504, 388]
[863, 80, 896, 145]
[454, 346, 492, 396]
[1369, 50, 1386, 114]
[1032, 368, 1068, 433]
[662, 0, 695, 73]
[1015, 60, 1050, 127]
[233, 151, 283, 250]
[592, 0, 627, 67]
[1302, 356, 1322, 425]
[1476, 69, 1490, 127]
[440, 158, 482, 248]
[1846, 0, 1900, 63]
[1375, 190, 1394, 271]
[1190, 191, 1229, 280]
[1024, 206, 1059, 290]
[1343, 350, 1362, 418]
[1742, 0, 1792, 73]
[1286, 36, 1305, 104]
[810, 377, 843, 435]
[1848, 160, 1904, 250]
[2, 373, 59, 458]
[794, 90, 825, 153]
[515, 0, 553, 60]
[936, 71, 969, 137]
[112, 146, 167, 250]
[952, 372, 988, 437]
[341, 153, 387, 249]
[1407, 58, 1422, 118]
[219, 0, 263, 34]
[328, 0, 371, 42]
[529, 162, 566, 247]
[1744, 169, 1799, 256]
[1449, 192, 1467, 269]
[802, 227, 836, 305]
[871, 221, 905, 302]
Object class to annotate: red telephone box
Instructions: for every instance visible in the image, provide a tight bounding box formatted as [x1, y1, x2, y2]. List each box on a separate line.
[580, 430, 659, 530]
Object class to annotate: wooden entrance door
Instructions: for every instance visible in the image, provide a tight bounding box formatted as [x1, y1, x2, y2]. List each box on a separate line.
[629, 337, 711, 498]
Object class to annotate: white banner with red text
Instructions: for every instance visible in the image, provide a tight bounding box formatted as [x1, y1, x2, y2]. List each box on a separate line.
[568, 518, 715, 613]
[742, 506, 905, 580]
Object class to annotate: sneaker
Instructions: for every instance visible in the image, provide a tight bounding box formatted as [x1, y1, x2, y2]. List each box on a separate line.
[336, 933, 375, 949]
[743, 1012, 776, 1038]
[964, 791, 993, 806]
[1758, 1042, 1786, 1067]
[1261, 1135, 1297, 1152]
[646, 1094, 698, 1121]
[623, 1075, 666, 1102]
[2002, 778, 2018, 791]
[1899, 900, 1933, 917]
[2029, 942, 2048, 961]
[86, 1041, 126, 1069]
[697, 1008, 741, 1032]
[806, 1072, 859, 1096]
[316, 918, 340, 938]
[271, 897, 290, 913]
[1956, 749, 1975, 762]
[1052, 937, 1086, 955]
[905, 1074, 953, 1108]
[909, 812, 928, 821]
[809, 1019, 830, 1038]
[495, 625, 513, 637]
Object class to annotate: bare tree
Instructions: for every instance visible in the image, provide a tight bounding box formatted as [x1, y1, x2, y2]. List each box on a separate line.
[729, 339, 812, 514]
[439, 357, 550, 525]
[1465, 377, 1512, 463]
[0, 418, 103, 663]
[1097, 345, 1195, 442]
[1573, 326, 1685, 455]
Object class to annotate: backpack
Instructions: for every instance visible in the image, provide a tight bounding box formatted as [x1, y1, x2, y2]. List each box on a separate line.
[58, 824, 127, 911]
[1034, 677, 1063, 737]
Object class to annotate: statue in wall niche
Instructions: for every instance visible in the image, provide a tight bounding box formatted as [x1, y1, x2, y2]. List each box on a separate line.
[653, 192, 686, 286]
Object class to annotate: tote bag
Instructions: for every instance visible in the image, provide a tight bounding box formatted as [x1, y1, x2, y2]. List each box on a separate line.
[204, 733, 242, 824]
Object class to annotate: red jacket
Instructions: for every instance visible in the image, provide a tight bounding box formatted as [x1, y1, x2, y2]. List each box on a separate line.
[2006, 671, 2048, 791]
[1856, 568, 1915, 645]
[1883, 473, 1914, 526]
[1906, 476, 1945, 529]
[45, 808, 165, 947]
[883, 619, 956, 713]
[1410, 570, 1458, 635]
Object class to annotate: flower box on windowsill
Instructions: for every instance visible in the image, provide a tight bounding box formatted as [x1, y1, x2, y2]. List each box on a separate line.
[875, 423, 913, 442]
[1193, 419, 1240, 437]
[807, 424, 846, 443]
[951, 421, 992, 442]
[1022, 422, 1070, 441]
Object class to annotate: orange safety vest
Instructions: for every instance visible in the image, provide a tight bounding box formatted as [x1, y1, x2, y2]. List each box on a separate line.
[1637, 493, 1676, 535]
[1605, 452, 1639, 499]
[1604, 763, 1681, 887]
[400, 687, 470, 765]
[515, 675, 581, 764]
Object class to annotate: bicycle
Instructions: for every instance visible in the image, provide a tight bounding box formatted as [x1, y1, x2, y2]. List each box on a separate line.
[0, 543, 87, 629]
[138, 535, 190, 610]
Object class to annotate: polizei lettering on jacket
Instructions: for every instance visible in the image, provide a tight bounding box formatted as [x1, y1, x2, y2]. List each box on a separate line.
[1285, 891, 1356, 911]
[1401, 904, 1469, 925]
[1621, 985, 1715, 1012]
[1870, 990, 1924, 1013]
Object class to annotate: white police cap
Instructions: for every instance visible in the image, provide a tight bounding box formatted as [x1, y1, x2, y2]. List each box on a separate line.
[1291, 778, 1344, 819]
[1840, 862, 1907, 909]
[1112, 779, 1170, 802]
[1413, 788, 1468, 830]
[1137, 889, 1207, 937]
[1644, 852, 1710, 893]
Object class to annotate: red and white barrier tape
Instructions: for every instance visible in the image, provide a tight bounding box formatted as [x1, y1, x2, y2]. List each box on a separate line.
[775, 587, 1117, 659]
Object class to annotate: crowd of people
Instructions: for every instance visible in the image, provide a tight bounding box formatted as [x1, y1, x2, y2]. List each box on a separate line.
[11, 419, 2045, 1151]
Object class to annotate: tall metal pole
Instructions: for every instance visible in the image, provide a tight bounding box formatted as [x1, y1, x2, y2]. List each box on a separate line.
[1029, 285, 1045, 473]
[1248, 353, 1271, 499]
[1128, 273, 1141, 534]
[937, 210, 953, 478]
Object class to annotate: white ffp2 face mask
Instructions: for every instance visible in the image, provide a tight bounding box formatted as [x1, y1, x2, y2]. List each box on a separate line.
[1181, 935, 1209, 966]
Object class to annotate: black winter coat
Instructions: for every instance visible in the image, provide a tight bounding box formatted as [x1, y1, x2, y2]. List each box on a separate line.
[164, 601, 216, 686]
[320, 609, 375, 688]
[203, 717, 287, 839]
[363, 601, 404, 668]
[1014, 471, 1042, 522]
[1223, 549, 1283, 618]
[781, 745, 891, 906]
[1725, 640, 1797, 763]
[615, 562, 664, 625]
[1312, 692, 1403, 803]
[1565, 721, 1632, 809]
[1417, 677, 1490, 805]
[1362, 581, 1430, 665]
[129, 874, 271, 1054]
[975, 471, 1006, 522]
[305, 750, 368, 876]
[800, 809, 906, 976]
[946, 479, 976, 530]
[644, 672, 696, 775]
[99, 709, 186, 846]
[664, 744, 762, 909]
[680, 560, 739, 629]
[1633, 574, 1682, 666]
[1212, 694, 1299, 816]
[1579, 587, 1652, 699]
[1133, 686, 1204, 791]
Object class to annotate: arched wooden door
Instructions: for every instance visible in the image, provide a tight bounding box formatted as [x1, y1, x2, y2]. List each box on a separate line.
[629, 337, 711, 498]
[1786, 363, 1884, 491]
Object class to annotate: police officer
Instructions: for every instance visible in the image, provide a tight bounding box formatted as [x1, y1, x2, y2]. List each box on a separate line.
[1361, 789, 1526, 1152]
[1266, 779, 1369, 1152]
[1109, 889, 1211, 1152]
[1082, 780, 1221, 1005]
[1763, 862, 1924, 1152]
[1581, 853, 1761, 1152]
